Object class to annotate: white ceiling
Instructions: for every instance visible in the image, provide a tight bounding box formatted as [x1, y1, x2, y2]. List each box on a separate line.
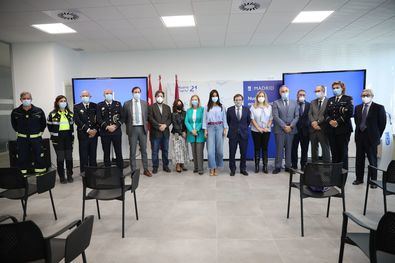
[0, 0, 394, 51]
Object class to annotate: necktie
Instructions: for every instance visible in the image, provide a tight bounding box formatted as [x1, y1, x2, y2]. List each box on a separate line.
[360, 104, 368, 131]
[284, 99, 288, 108]
[85, 104, 88, 110]
[318, 100, 322, 111]
[299, 103, 303, 116]
[336, 97, 340, 103]
[237, 107, 241, 120]
[134, 100, 140, 124]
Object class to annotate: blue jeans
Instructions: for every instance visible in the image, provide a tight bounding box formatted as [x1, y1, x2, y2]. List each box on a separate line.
[206, 124, 224, 169]
[152, 136, 170, 168]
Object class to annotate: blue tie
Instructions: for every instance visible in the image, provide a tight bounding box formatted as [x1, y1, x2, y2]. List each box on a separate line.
[360, 104, 368, 131]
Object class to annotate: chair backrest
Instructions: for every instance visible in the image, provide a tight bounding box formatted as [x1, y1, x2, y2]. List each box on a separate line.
[36, 169, 56, 194]
[131, 169, 140, 192]
[375, 211, 395, 255]
[64, 215, 94, 262]
[385, 160, 395, 183]
[83, 166, 124, 190]
[0, 168, 26, 190]
[0, 220, 47, 262]
[302, 162, 344, 188]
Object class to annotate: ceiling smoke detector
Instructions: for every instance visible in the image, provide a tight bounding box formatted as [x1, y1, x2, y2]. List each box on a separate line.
[57, 11, 79, 21]
[239, 1, 261, 11]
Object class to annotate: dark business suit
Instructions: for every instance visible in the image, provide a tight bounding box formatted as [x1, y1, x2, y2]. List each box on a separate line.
[74, 102, 99, 172]
[291, 101, 310, 169]
[226, 105, 251, 173]
[354, 102, 386, 181]
[148, 103, 172, 169]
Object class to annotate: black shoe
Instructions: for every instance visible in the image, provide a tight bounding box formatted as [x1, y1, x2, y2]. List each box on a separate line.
[284, 167, 290, 172]
[263, 165, 268, 174]
[60, 177, 67, 184]
[370, 184, 377, 189]
[272, 168, 281, 174]
[152, 167, 158, 174]
[198, 171, 204, 175]
[193, 169, 198, 173]
[163, 166, 171, 173]
[352, 180, 363, 185]
[67, 177, 74, 183]
[241, 170, 249, 176]
[230, 170, 235, 176]
[181, 164, 188, 171]
[255, 164, 259, 173]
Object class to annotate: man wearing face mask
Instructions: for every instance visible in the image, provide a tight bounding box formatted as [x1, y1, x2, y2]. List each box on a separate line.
[123, 87, 152, 177]
[73, 90, 99, 173]
[308, 85, 331, 163]
[97, 89, 124, 168]
[226, 94, 251, 176]
[272, 85, 299, 174]
[353, 89, 386, 186]
[291, 89, 310, 170]
[11, 92, 47, 175]
[324, 81, 353, 170]
[148, 90, 172, 174]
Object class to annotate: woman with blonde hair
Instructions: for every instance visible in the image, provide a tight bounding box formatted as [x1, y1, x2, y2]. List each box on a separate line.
[250, 90, 272, 173]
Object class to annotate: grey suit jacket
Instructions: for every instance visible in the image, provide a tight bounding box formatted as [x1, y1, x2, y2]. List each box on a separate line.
[122, 99, 149, 135]
[272, 99, 299, 135]
[308, 97, 328, 133]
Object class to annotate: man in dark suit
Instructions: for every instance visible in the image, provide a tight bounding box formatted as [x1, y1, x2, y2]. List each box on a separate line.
[226, 94, 251, 176]
[97, 89, 123, 168]
[148, 90, 172, 174]
[353, 89, 386, 187]
[74, 90, 99, 172]
[291, 89, 310, 170]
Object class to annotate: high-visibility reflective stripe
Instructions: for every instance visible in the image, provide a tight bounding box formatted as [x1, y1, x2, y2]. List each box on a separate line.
[50, 132, 58, 136]
[20, 169, 27, 174]
[34, 168, 47, 173]
[47, 121, 60, 125]
[17, 132, 42, 138]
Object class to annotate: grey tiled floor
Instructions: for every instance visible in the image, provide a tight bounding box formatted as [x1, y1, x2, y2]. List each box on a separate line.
[1, 160, 393, 263]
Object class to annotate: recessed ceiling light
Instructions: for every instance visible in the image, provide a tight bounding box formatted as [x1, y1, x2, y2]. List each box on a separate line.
[161, 15, 195, 28]
[292, 11, 334, 23]
[31, 23, 76, 34]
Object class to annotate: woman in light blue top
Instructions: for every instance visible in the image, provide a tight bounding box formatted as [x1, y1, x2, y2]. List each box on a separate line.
[203, 89, 228, 176]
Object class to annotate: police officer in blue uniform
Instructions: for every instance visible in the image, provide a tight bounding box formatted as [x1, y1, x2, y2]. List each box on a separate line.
[97, 89, 124, 168]
[74, 90, 99, 173]
[324, 81, 354, 170]
[11, 91, 47, 174]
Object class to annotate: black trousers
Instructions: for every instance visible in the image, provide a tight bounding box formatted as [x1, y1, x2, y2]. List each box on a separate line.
[17, 137, 46, 172]
[101, 134, 123, 168]
[78, 136, 98, 172]
[229, 134, 248, 172]
[53, 131, 73, 179]
[355, 131, 378, 181]
[251, 131, 270, 163]
[291, 132, 309, 169]
[328, 132, 350, 170]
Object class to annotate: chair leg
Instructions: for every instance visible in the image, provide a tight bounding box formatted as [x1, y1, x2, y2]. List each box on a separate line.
[82, 198, 85, 220]
[300, 196, 304, 237]
[133, 191, 139, 221]
[96, 200, 101, 220]
[338, 215, 348, 263]
[20, 200, 26, 221]
[287, 184, 292, 218]
[22, 198, 28, 221]
[326, 197, 331, 218]
[383, 192, 387, 213]
[49, 190, 58, 220]
[82, 251, 87, 263]
[363, 180, 370, 215]
[122, 199, 125, 238]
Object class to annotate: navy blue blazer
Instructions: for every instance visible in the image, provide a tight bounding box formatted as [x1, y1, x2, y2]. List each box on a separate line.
[296, 101, 311, 137]
[226, 105, 251, 140]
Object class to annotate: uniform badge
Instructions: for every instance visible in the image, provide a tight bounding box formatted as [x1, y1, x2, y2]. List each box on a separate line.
[102, 107, 105, 111]
[80, 109, 84, 113]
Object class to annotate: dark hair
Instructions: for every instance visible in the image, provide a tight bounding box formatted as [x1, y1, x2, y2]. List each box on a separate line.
[332, 81, 346, 94]
[207, 89, 222, 112]
[53, 95, 70, 111]
[172, 99, 184, 112]
[132, 86, 141, 93]
[297, 89, 306, 95]
[155, 90, 165, 97]
[233, 94, 243, 100]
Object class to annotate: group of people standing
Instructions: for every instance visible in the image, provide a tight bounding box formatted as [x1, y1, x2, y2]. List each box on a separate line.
[11, 80, 387, 186]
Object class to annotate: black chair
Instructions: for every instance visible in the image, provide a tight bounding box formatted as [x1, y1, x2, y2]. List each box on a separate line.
[339, 211, 395, 263]
[81, 166, 140, 238]
[287, 162, 347, 236]
[0, 215, 18, 223]
[0, 167, 57, 221]
[0, 215, 94, 263]
[363, 161, 395, 215]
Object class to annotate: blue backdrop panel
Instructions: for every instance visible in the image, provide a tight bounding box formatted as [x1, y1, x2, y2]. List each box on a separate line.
[243, 80, 282, 159]
[72, 77, 148, 105]
[283, 70, 365, 106]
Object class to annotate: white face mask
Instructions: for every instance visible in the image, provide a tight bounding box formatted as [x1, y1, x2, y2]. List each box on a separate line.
[156, 96, 164, 104]
[298, 96, 305, 103]
[257, 97, 265, 103]
[362, 96, 372, 104]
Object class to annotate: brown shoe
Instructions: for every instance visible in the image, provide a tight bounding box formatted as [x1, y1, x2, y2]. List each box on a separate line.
[143, 169, 152, 177]
[213, 169, 217, 176]
[210, 169, 215, 176]
[176, 164, 181, 173]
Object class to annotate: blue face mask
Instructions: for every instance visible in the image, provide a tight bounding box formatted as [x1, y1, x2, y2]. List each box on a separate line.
[133, 93, 140, 100]
[281, 92, 289, 100]
[81, 96, 90, 103]
[191, 100, 198, 107]
[315, 92, 323, 99]
[333, 88, 342, 96]
[211, 97, 218, 103]
[105, 94, 113, 102]
[59, 102, 67, 109]
[22, 99, 31, 107]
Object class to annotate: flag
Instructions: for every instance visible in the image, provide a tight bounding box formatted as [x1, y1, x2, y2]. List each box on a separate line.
[158, 75, 163, 91]
[174, 74, 179, 100]
[148, 74, 153, 106]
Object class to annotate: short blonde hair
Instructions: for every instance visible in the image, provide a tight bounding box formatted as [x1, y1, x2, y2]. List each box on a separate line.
[362, 89, 374, 97]
[190, 94, 200, 107]
[254, 90, 269, 108]
[20, 91, 32, 99]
